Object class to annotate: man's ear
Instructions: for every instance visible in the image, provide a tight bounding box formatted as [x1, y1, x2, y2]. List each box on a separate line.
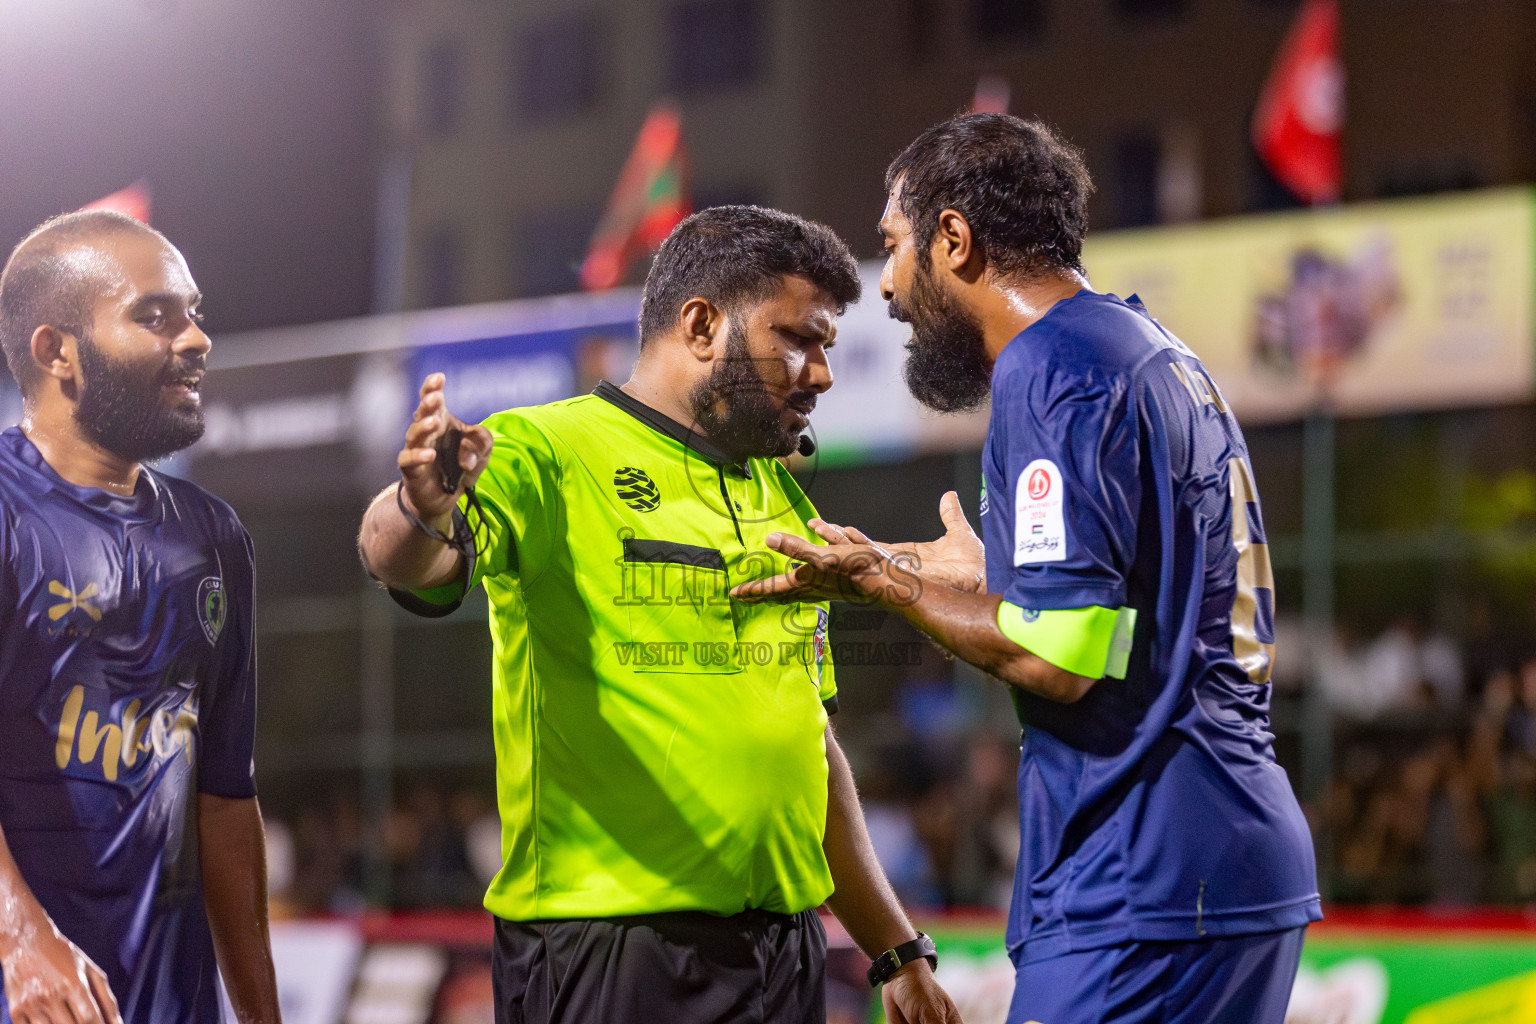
[678, 298, 724, 362]
[30, 325, 77, 385]
[931, 208, 982, 281]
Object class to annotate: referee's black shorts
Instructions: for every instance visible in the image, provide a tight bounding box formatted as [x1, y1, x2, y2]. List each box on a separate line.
[492, 907, 827, 1024]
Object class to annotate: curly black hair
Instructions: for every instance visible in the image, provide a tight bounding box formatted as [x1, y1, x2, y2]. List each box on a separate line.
[639, 205, 861, 346]
[885, 114, 1094, 279]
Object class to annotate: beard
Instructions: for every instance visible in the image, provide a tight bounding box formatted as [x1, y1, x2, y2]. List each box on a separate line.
[892, 259, 994, 414]
[687, 319, 812, 462]
[74, 333, 206, 463]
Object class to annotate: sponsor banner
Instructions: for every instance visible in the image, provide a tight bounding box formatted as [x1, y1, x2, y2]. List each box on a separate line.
[158, 184, 1536, 502]
[185, 351, 406, 504]
[182, 299, 639, 503]
[1083, 187, 1536, 422]
[344, 942, 449, 1024]
[921, 912, 1536, 1024]
[227, 920, 363, 1024]
[258, 911, 1536, 1024]
[410, 323, 637, 427]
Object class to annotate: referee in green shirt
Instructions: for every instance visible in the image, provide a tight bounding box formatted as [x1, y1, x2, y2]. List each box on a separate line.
[358, 206, 960, 1024]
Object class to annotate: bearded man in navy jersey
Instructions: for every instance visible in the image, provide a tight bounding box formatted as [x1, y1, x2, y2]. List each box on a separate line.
[739, 115, 1320, 1024]
[0, 211, 279, 1024]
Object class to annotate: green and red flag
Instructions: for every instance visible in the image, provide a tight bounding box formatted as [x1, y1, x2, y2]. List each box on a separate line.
[79, 180, 152, 224]
[580, 104, 690, 291]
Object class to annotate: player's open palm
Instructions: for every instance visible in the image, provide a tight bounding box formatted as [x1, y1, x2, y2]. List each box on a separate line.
[2, 921, 121, 1024]
[871, 490, 985, 594]
[749, 488, 989, 601]
[882, 963, 964, 1024]
[735, 530, 912, 606]
[399, 373, 494, 520]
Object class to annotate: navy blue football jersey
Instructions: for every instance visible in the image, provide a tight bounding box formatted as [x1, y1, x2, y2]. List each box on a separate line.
[0, 428, 256, 1024]
[980, 292, 1319, 964]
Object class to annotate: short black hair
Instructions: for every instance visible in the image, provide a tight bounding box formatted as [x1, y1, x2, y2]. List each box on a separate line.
[639, 205, 861, 346]
[0, 210, 164, 393]
[885, 114, 1094, 279]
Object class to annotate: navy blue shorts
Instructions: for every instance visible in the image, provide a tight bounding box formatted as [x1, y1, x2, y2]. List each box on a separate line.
[1008, 927, 1306, 1024]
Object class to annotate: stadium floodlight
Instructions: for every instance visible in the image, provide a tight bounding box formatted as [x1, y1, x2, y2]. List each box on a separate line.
[0, 0, 194, 38]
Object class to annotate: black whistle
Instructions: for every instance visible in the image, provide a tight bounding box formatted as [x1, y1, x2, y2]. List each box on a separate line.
[434, 426, 464, 493]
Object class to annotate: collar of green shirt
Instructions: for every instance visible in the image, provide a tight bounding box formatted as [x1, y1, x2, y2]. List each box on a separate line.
[592, 381, 753, 480]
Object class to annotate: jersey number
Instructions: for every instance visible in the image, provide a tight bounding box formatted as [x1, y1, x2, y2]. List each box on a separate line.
[1228, 457, 1275, 685]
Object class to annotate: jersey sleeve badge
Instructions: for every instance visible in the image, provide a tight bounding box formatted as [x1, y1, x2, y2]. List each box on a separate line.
[197, 576, 227, 645]
[1014, 459, 1067, 565]
[813, 607, 828, 686]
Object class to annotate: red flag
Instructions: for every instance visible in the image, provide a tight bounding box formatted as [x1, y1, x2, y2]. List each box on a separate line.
[1252, 0, 1343, 205]
[970, 75, 1010, 115]
[580, 105, 690, 291]
[79, 181, 152, 224]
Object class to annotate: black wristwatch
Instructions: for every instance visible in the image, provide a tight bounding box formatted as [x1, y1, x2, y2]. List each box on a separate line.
[866, 932, 938, 988]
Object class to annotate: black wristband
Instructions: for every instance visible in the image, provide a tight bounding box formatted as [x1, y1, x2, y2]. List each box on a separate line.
[866, 931, 938, 988]
[382, 481, 480, 618]
[396, 479, 481, 559]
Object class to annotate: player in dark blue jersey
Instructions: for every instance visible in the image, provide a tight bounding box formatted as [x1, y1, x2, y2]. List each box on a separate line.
[0, 211, 279, 1024]
[737, 115, 1320, 1023]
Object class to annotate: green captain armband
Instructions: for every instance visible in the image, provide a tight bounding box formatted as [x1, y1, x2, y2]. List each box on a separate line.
[996, 602, 1138, 680]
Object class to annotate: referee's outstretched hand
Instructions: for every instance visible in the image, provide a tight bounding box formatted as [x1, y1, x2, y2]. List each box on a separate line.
[883, 960, 965, 1024]
[0, 915, 122, 1024]
[399, 373, 494, 520]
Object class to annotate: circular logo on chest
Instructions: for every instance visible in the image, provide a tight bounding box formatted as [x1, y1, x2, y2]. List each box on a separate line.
[613, 467, 661, 512]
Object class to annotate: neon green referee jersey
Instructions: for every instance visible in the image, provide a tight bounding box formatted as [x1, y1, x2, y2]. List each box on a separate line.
[408, 382, 838, 921]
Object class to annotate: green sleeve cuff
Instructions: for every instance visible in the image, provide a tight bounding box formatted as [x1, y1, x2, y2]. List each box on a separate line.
[996, 602, 1138, 679]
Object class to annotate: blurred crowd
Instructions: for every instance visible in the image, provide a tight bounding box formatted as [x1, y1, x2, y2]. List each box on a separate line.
[264, 785, 502, 916]
[859, 622, 1536, 912]
[259, 675, 1028, 916]
[858, 732, 1021, 912]
[1314, 654, 1536, 906]
[840, 669, 1024, 913]
[1298, 616, 1467, 717]
[261, 625, 1536, 914]
[1266, 612, 1536, 905]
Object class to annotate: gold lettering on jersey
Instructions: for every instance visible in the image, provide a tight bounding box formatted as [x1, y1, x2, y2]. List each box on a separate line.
[1168, 363, 1230, 415]
[54, 686, 84, 770]
[1200, 372, 1229, 414]
[76, 710, 123, 781]
[54, 686, 197, 781]
[120, 699, 149, 768]
[1169, 362, 1201, 403]
[1229, 458, 1276, 685]
[47, 581, 101, 622]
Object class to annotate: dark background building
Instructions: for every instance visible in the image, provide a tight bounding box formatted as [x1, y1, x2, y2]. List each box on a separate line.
[383, 0, 1536, 307]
